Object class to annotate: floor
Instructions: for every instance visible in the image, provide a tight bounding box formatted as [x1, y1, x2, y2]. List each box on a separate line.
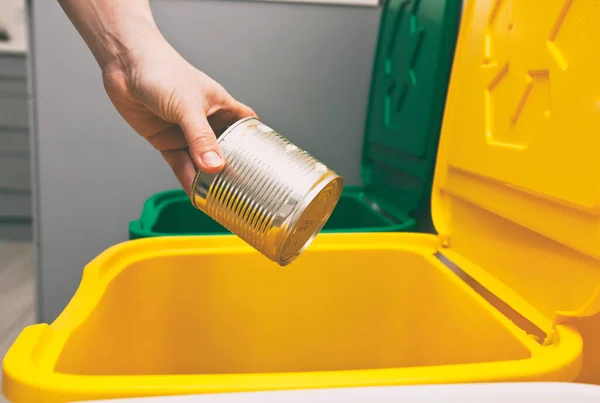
[0, 242, 35, 403]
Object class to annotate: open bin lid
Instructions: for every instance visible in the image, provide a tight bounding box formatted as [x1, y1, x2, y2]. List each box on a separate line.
[431, 0, 600, 335]
[78, 383, 600, 402]
[360, 0, 461, 228]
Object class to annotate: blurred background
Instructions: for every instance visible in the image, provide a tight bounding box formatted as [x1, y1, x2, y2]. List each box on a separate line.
[0, 0, 382, 388]
[0, 3, 33, 399]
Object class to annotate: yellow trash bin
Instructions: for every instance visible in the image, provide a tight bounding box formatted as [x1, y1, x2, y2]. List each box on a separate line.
[5, 0, 600, 401]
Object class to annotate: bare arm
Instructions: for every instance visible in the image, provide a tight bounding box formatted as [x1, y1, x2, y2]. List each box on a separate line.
[56, 0, 255, 193]
[57, 0, 161, 71]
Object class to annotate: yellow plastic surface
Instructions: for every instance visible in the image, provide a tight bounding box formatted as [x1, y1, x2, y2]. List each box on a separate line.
[2, 235, 584, 402]
[432, 0, 600, 330]
[5, 0, 600, 401]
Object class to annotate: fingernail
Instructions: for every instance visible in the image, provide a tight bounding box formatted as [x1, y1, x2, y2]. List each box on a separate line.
[201, 151, 223, 168]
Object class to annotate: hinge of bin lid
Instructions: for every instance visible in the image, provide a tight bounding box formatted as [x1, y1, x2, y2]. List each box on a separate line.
[436, 252, 550, 345]
[362, 197, 402, 224]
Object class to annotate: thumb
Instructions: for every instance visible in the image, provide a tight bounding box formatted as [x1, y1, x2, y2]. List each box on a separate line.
[178, 110, 225, 174]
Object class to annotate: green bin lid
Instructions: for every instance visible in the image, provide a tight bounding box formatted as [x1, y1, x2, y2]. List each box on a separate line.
[361, 0, 461, 230]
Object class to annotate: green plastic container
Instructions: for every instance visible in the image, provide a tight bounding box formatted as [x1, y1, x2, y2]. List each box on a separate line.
[129, 0, 461, 240]
[129, 187, 413, 239]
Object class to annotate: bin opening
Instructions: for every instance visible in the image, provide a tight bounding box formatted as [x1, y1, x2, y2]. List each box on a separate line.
[53, 248, 531, 377]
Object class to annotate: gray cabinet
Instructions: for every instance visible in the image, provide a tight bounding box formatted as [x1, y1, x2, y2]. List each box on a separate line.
[0, 53, 31, 240]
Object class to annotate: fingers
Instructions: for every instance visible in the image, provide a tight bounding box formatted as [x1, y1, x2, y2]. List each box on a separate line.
[236, 101, 258, 119]
[207, 100, 258, 136]
[178, 96, 258, 174]
[178, 109, 225, 174]
[161, 149, 197, 196]
[145, 124, 188, 152]
[146, 124, 197, 195]
[144, 102, 256, 195]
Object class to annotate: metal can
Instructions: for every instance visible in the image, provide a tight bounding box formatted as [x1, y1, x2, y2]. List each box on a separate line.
[191, 117, 344, 266]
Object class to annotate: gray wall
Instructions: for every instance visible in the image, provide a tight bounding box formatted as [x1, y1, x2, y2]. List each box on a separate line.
[31, 0, 381, 322]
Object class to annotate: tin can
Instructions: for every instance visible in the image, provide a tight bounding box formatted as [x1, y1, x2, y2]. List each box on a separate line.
[191, 117, 344, 266]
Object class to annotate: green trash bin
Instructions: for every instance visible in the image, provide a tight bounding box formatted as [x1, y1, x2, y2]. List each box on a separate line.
[129, 0, 461, 240]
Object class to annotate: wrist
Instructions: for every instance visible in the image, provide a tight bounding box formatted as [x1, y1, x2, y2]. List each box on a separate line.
[98, 14, 165, 72]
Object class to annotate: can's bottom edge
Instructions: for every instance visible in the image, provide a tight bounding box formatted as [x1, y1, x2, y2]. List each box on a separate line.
[275, 173, 344, 266]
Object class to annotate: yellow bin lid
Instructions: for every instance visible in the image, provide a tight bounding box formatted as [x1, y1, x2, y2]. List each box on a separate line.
[431, 0, 600, 334]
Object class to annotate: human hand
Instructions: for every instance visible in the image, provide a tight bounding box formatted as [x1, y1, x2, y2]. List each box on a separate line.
[102, 41, 256, 195]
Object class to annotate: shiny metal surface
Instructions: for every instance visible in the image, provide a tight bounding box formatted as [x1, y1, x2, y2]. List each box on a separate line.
[192, 117, 343, 266]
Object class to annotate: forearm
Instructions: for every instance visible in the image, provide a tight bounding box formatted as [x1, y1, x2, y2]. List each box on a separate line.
[57, 0, 165, 71]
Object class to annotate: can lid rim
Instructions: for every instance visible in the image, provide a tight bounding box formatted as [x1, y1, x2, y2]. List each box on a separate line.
[276, 173, 344, 266]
